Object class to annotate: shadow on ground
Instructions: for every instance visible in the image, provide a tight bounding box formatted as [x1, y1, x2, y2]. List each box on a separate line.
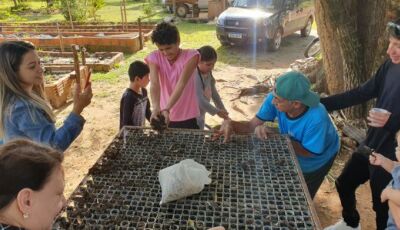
[216, 33, 317, 69]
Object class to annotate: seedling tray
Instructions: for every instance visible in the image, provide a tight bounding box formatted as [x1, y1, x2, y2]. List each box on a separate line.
[54, 127, 320, 229]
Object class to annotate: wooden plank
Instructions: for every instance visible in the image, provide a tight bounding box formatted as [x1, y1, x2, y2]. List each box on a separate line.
[342, 124, 366, 144]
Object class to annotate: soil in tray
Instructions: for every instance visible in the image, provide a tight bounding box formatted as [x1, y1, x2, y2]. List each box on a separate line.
[41, 53, 114, 65]
[44, 71, 70, 84]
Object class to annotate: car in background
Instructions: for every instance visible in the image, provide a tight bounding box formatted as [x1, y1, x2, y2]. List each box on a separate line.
[216, 0, 314, 51]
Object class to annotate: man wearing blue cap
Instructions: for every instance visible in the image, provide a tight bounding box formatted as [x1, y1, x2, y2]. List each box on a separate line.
[218, 70, 340, 198]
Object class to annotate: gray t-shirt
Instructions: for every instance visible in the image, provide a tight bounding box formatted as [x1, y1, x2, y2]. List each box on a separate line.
[195, 68, 226, 129]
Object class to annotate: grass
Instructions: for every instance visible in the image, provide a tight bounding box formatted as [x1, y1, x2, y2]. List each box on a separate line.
[96, 0, 168, 22]
[0, 0, 63, 22]
[0, 0, 167, 23]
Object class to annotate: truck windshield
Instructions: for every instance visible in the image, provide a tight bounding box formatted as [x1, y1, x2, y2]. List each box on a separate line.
[232, 0, 283, 9]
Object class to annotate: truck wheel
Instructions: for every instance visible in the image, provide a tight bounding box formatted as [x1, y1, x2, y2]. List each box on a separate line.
[176, 4, 189, 18]
[301, 18, 313, 37]
[304, 37, 321, 58]
[267, 29, 282, 51]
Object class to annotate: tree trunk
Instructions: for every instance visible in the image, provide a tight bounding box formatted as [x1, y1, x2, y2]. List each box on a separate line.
[12, 0, 18, 7]
[315, 0, 389, 119]
[314, 0, 344, 94]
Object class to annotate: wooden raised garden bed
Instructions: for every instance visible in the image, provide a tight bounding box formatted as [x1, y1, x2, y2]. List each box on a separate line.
[0, 22, 155, 53]
[39, 51, 124, 72]
[44, 66, 89, 109]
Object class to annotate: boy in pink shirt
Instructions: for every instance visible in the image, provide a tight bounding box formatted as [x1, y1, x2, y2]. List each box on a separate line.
[145, 22, 200, 129]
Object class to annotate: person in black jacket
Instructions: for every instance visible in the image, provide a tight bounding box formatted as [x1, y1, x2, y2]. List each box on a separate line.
[324, 18, 400, 230]
[119, 61, 151, 129]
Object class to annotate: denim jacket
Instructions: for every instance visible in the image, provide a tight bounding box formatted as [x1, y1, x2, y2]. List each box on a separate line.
[2, 98, 85, 151]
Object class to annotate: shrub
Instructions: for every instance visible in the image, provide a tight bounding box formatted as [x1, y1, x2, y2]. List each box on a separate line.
[88, 0, 105, 20]
[59, 0, 87, 22]
[10, 2, 30, 12]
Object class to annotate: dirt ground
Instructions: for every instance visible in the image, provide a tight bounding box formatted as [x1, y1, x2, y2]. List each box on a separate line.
[59, 32, 376, 229]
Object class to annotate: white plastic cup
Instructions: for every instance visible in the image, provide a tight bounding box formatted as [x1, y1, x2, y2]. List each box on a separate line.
[370, 108, 390, 114]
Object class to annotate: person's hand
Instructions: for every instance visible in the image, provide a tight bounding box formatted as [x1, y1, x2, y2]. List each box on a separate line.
[72, 82, 92, 115]
[367, 108, 391, 127]
[161, 109, 170, 126]
[254, 125, 271, 140]
[397, 134, 400, 146]
[150, 107, 161, 122]
[217, 109, 229, 119]
[369, 152, 390, 166]
[213, 119, 233, 143]
[381, 187, 392, 202]
[396, 146, 400, 162]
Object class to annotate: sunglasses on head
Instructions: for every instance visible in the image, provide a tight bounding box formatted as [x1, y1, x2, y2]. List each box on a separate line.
[388, 22, 400, 37]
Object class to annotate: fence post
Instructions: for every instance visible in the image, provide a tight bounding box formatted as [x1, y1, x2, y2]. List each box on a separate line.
[80, 47, 86, 66]
[56, 23, 64, 53]
[138, 18, 143, 49]
[71, 44, 81, 89]
[120, 1, 125, 32]
[123, 0, 128, 30]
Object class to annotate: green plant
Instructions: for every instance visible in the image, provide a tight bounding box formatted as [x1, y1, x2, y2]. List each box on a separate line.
[0, 9, 11, 20]
[0, 8, 25, 21]
[45, 0, 60, 13]
[142, 3, 152, 17]
[10, 2, 30, 12]
[59, 0, 87, 22]
[88, 0, 105, 20]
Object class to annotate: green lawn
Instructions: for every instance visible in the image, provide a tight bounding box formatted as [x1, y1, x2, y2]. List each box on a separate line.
[96, 0, 167, 22]
[0, 0, 63, 22]
[0, 0, 167, 23]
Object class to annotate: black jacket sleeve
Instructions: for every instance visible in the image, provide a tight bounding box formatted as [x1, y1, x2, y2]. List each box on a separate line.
[384, 113, 400, 134]
[320, 61, 389, 111]
[121, 93, 136, 127]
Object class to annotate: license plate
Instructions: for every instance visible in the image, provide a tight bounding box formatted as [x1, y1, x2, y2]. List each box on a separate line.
[228, 32, 242, 39]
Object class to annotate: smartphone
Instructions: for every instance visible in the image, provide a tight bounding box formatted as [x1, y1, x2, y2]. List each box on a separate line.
[357, 145, 374, 157]
[84, 69, 92, 89]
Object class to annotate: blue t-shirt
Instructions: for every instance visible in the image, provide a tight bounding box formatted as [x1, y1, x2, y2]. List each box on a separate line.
[256, 93, 339, 173]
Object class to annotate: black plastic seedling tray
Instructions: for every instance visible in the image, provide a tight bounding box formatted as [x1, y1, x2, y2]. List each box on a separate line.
[54, 127, 321, 229]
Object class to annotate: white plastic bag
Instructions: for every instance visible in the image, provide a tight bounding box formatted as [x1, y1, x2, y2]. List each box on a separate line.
[158, 159, 211, 204]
